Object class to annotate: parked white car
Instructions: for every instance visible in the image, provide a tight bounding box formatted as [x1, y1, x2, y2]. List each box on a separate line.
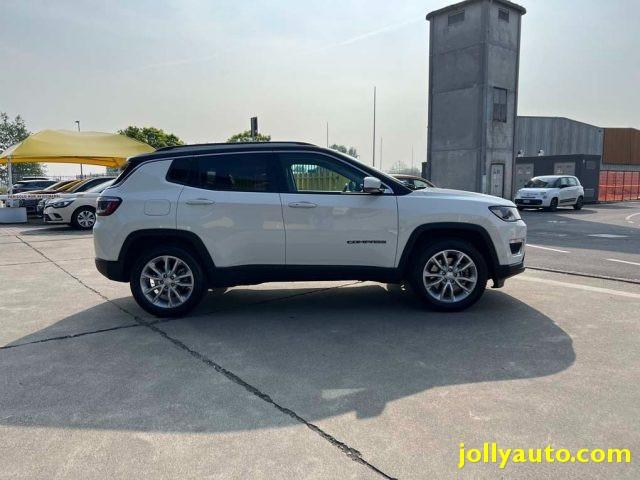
[93, 142, 526, 317]
[514, 175, 585, 211]
[43, 179, 114, 229]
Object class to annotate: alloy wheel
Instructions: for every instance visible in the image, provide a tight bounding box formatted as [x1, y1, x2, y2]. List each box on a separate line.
[422, 249, 478, 303]
[140, 255, 194, 309]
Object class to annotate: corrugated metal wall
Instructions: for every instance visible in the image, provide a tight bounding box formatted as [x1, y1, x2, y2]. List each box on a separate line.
[602, 128, 640, 165]
[515, 117, 603, 157]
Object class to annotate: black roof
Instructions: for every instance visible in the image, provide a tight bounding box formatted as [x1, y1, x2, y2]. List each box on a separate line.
[129, 141, 319, 165]
[121, 141, 413, 195]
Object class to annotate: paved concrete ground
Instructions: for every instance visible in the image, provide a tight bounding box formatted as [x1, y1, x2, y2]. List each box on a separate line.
[1, 222, 639, 479]
[523, 201, 640, 282]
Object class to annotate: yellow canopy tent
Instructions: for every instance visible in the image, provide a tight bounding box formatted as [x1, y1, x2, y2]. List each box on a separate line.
[0, 129, 154, 169]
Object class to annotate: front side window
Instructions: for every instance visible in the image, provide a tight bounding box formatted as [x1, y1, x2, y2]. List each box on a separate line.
[197, 153, 274, 192]
[493, 87, 508, 122]
[413, 179, 431, 189]
[279, 153, 367, 194]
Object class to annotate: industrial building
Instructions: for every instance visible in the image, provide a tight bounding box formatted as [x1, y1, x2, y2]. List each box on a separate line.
[514, 116, 640, 202]
[424, 0, 639, 202]
[425, 0, 525, 199]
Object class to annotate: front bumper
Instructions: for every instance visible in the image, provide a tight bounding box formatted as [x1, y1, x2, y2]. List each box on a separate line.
[492, 260, 525, 288]
[43, 208, 66, 224]
[515, 198, 545, 206]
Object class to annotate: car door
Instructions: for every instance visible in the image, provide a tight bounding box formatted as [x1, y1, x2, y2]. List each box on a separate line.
[277, 151, 398, 267]
[558, 177, 573, 204]
[176, 152, 285, 267]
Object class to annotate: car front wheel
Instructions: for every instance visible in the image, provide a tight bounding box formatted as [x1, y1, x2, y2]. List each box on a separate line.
[409, 239, 488, 311]
[130, 247, 206, 317]
[71, 207, 96, 230]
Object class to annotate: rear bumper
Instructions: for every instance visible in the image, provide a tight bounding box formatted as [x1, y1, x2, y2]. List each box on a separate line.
[95, 258, 127, 282]
[492, 260, 525, 288]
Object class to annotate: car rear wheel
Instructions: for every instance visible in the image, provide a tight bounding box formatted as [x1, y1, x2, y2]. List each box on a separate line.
[409, 239, 488, 311]
[130, 247, 206, 317]
[573, 196, 584, 210]
[71, 207, 96, 230]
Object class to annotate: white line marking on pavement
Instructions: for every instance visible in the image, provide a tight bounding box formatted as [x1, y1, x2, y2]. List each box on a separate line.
[625, 212, 640, 224]
[606, 258, 640, 267]
[526, 244, 570, 253]
[516, 276, 640, 299]
[588, 234, 628, 238]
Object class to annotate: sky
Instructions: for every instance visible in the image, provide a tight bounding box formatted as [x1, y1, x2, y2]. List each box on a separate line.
[1, 0, 639, 177]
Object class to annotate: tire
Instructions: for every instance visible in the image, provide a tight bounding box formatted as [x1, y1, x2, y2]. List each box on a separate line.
[71, 207, 96, 230]
[130, 246, 206, 317]
[409, 239, 488, 312]
[573, 196, 584, 210]
[546, 198, 558, 212]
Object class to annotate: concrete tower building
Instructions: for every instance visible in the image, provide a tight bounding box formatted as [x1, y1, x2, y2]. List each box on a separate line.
[426, 0, 526, 198]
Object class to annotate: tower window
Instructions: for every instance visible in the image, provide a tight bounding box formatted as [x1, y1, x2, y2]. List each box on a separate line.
[493, 87, 508, 122]
[448, 10, 465, 25]
[498, 9, 510, 22]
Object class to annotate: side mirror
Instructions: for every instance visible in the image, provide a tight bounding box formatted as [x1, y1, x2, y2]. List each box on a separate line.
[363, 176, 384, 194]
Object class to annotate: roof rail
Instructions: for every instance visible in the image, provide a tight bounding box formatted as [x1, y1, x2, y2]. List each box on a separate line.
[154, 141, 316, 152]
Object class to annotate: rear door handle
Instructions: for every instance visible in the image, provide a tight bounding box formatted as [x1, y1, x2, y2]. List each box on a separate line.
[185, 198, 215, 205]
[288, 201, 317, 208]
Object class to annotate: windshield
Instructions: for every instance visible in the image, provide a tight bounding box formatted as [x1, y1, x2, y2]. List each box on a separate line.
[524, 177, 557, 188]
[87, 179, 114, 193]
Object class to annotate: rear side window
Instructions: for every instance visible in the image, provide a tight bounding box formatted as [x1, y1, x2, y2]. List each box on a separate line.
[196, 153, 275, 192]
[166, 157, 194, 185]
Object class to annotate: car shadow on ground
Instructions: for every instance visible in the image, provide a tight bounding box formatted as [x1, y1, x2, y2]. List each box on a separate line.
[0, 283, 576, 433]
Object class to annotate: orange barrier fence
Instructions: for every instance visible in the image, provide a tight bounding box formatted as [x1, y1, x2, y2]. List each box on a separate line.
[598, 170, 640, 202]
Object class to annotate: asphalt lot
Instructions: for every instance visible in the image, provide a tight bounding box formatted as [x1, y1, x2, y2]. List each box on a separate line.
[522, 201, 640, 282]
[1, 215, 639, 479]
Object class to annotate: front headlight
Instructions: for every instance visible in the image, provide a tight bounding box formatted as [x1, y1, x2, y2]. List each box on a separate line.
[489, 205, 521, 222]
[50, 199, 75, 208]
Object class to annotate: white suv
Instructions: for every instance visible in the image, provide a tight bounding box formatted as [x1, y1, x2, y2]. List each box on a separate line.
[514, 175, 585, 211]
[94, 142, 526, 317]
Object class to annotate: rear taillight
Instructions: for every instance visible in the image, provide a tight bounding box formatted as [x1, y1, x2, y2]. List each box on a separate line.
[96, 196, 122, 216]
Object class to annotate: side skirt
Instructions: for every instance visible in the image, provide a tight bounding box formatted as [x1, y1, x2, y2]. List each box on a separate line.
[206, 265, 403, 288]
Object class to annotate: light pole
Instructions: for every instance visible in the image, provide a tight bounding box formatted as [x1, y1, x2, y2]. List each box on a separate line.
[75, 120, 83, 178]
[326, 121, 329, 148]
[379, 137, 383, 172]
[372, 86, 377, 167]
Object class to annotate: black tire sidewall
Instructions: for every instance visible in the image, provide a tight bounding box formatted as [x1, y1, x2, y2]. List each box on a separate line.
[573, 196, 583, 210]
[548, 198, 558, 212]
[71, 207, 96, 230]
[409, 239, 488, 311]
[130, 246, 206, 317]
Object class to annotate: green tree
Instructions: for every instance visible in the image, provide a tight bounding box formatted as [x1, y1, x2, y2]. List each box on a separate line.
[118, 126, 184, 149]
[226, 130, 271, 143]
[0, 112, 46, 188]
[330, 144, 358, 158]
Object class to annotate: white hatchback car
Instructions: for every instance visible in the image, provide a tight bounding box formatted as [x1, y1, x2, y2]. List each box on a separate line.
[514, 175, 585, 211]
[44, 179, 114, 229]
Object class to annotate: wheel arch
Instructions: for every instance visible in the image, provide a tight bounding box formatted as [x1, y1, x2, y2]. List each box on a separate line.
[119, 229, 216, 283]
[398, 223, 500, 280]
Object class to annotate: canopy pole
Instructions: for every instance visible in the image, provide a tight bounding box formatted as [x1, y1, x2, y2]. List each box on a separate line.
[7, 154, 13, 203]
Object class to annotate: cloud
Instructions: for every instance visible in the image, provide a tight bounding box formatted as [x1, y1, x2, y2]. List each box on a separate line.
[305, 17, 421, 54]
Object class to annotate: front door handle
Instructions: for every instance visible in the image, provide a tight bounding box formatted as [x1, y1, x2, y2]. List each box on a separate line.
[185, 198, 215, 205]
[288, 201, 317, 208]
